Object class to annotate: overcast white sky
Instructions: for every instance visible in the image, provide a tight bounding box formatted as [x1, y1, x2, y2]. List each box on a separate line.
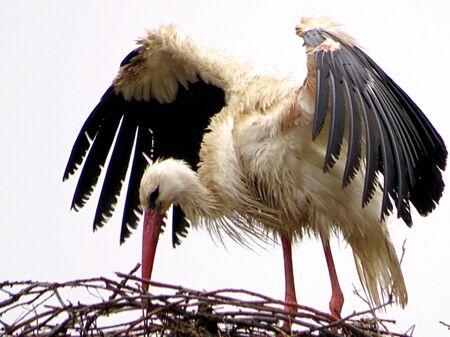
[1, 0, 449, 335]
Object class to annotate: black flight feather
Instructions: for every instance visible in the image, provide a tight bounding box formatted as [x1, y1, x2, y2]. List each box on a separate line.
[342, 79, 361, 187]
[359, 90, 381, 207]
[120, 122, 154, 243]
[172, 205, 190, 248]
[93, 112, 138, 230]
[313, 51, 330, 139]
[323, 51, 345, 171]
[365, 91, 397, 220]
[341, 52, 363, 186]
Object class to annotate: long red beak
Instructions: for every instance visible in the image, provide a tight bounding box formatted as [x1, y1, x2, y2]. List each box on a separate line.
[142, 210, 164, 291]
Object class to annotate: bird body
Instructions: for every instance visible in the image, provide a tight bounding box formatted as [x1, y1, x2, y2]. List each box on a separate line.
[143, 91, 407, 308]
[136, 37, 406, 306]
[65, 17, 446, 318]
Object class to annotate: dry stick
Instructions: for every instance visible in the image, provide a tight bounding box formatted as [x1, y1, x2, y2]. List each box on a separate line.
[51, 288, 67, 309]
[109, 263, 141, 301]
[0, 284, 40, 309]
[439, 321, 450, 330]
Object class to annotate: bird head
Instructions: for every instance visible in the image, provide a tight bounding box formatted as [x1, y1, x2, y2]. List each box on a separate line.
[139, 158, 197, 214]
[138, 158, 196, 290]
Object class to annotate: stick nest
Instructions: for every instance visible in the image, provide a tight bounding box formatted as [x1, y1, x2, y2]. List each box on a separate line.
[0, 265, 410, 337]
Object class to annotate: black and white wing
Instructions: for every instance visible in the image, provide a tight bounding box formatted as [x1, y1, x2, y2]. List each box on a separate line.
[63, 25, 229, 244]
[298, 18, 447, 225]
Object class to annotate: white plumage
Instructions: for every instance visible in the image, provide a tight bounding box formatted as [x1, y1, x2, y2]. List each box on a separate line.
[65, 17, 446, 319]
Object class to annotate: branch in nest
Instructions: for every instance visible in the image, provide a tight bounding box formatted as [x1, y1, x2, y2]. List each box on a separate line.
[0, 264, 412, 337]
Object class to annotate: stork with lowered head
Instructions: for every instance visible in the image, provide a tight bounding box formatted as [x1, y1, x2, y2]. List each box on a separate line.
[64, 17, 447, 319]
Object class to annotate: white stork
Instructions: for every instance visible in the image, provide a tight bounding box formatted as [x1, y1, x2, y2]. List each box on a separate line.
[64, 17, 447, 319]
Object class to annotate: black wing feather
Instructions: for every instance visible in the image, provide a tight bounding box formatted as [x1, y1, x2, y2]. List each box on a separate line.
[70, 92, 124, 210]
[323, 51, 346, 171]
[342, 79, 362, 186]
[313, 51, 330, 139]
[304, 29, 447, 225]
[341, 51, 363, 187]
[93, 112, 138, 230]
[120, 118, 154, 243]
[172, 205, 190, 248]
[359, 90, 381, 207]
[366, 90, 397, 220]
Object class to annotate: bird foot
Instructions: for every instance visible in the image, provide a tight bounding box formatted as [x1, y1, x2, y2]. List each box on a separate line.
[329, 291, 344, 319]
[282, 298, 298, 331]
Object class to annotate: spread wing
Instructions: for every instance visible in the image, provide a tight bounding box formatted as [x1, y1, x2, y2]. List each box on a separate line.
[63, 25, 230, 244]
[297, 18, 447, 225]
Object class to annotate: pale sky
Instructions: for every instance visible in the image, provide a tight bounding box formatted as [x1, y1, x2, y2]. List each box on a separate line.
[1, 1, 449, 336]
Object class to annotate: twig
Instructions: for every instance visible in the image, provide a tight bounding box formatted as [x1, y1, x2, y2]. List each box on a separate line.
[440, 321, 450, 330]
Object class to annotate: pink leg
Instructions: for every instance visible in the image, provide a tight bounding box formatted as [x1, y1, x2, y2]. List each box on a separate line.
[321, 235, 344, 318]
[281, 234, 298, 316]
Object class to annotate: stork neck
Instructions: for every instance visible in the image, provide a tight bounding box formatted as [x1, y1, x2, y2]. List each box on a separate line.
[176, 175, 221, 226]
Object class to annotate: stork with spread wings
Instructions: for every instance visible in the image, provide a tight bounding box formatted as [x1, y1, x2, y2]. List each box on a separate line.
[64, 17, 446, 319]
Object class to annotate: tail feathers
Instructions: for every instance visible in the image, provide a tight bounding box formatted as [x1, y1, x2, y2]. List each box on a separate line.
[351, 234, 407, 308]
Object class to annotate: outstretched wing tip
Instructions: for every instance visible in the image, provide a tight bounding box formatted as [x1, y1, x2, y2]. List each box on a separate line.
[62, 169, 72, 182]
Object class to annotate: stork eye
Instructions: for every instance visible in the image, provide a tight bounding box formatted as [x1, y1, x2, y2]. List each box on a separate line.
[148, 187, 160, 206]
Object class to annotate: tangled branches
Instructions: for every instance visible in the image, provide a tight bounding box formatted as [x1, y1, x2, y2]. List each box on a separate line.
[0, 265, 410, 337]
